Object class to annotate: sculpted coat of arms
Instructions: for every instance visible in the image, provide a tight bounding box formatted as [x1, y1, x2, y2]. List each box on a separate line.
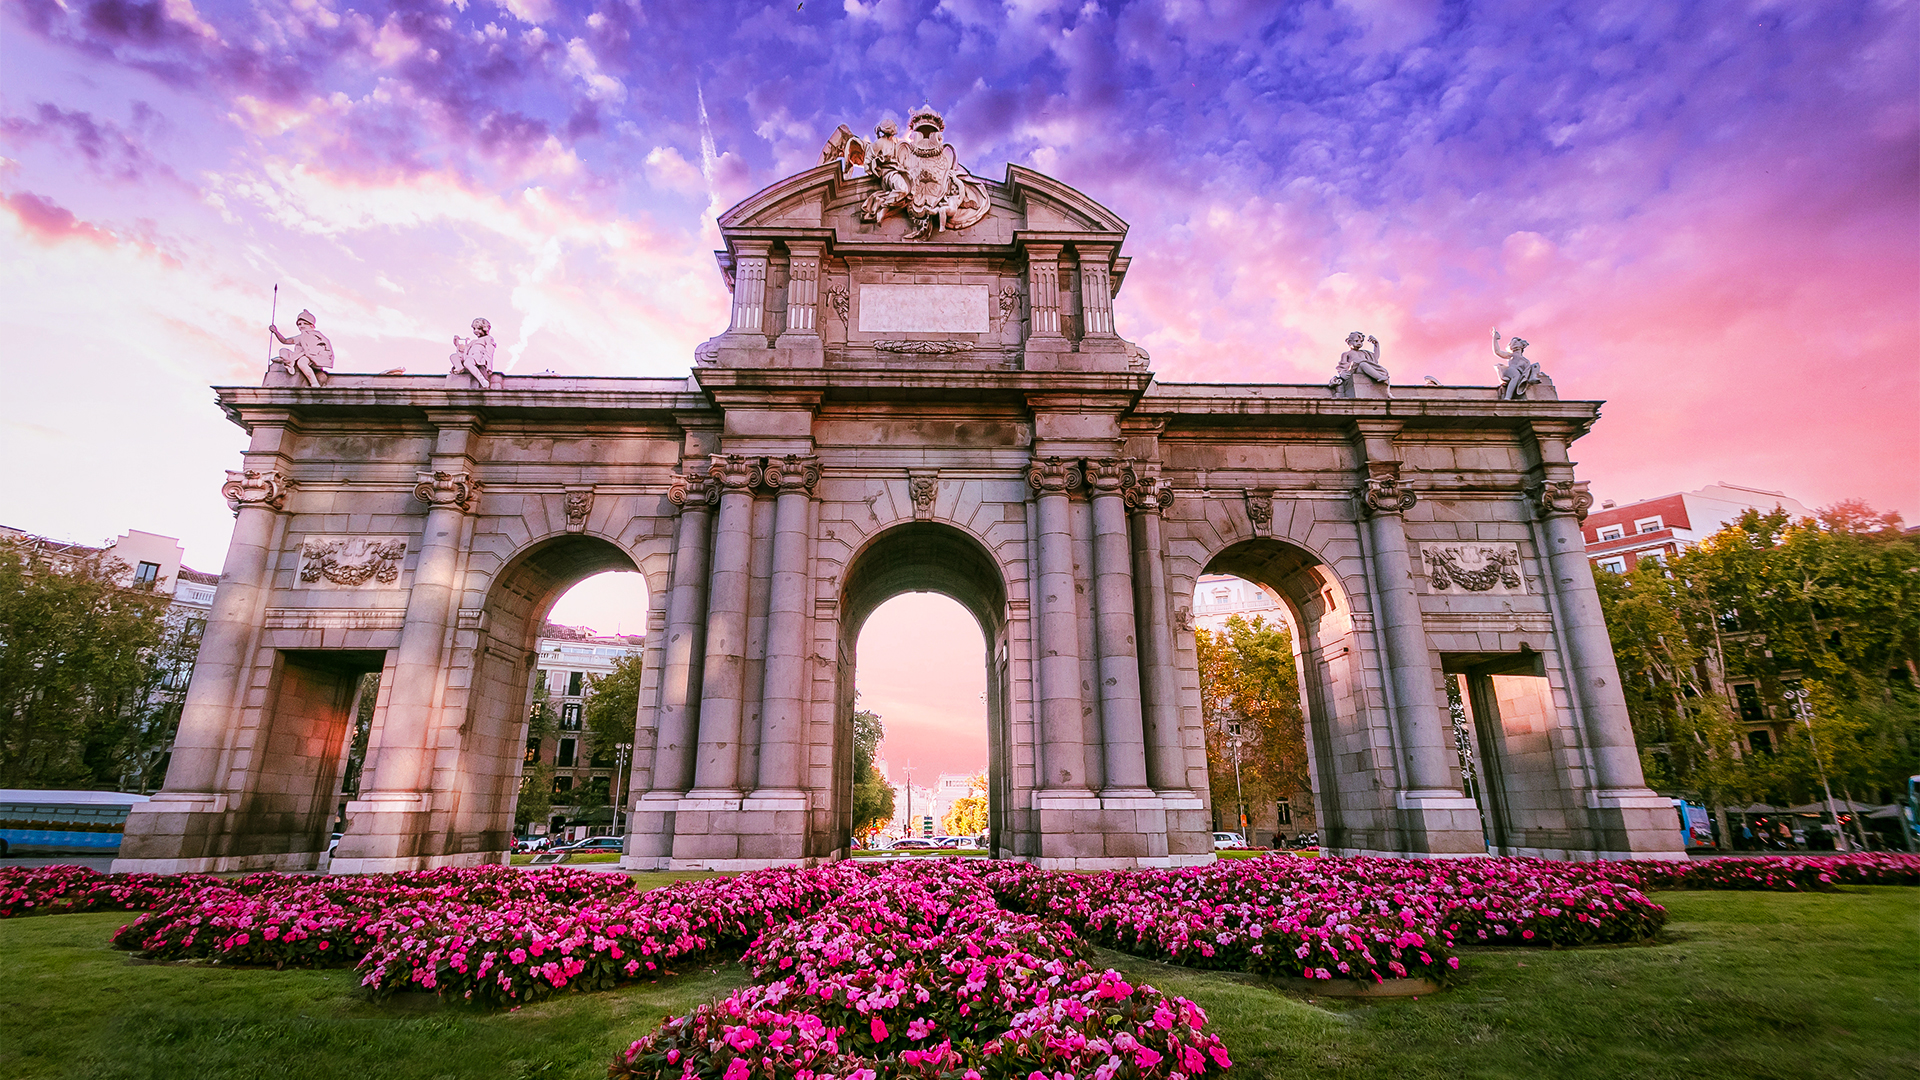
[1421, 543, 1525, 594]
[820, 106, 992, 240]
[298, 537, 408, 588]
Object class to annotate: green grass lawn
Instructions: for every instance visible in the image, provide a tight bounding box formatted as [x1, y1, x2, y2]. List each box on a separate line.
[1, 888, 1914, 1080]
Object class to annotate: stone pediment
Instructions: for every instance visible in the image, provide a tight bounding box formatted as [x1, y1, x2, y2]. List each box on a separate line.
[703, 122, 1144, 375]
[717, 162, 1128, 248]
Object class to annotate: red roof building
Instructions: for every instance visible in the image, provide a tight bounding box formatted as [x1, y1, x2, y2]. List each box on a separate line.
[1581, 483, 1814, 573]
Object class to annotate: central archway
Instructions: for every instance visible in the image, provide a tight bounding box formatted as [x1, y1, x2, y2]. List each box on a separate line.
[835, 522, 1012, 858]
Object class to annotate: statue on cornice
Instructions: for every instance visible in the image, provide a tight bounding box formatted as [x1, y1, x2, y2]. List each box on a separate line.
[1492, 328, 1555, 400]
[269, 309, 334, 387]
[1328, 331, 1390, 397]
[820, 106, 992, 240]
[449, 317, 497, 389]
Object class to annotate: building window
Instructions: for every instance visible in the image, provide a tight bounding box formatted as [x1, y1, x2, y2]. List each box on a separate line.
[525, 738, 541, 764]
[1643, 551, 1668, 566]
[1634, 516, 1663, 534]
[567, 671, 585, 697]
[1747, 729, 1773, 755]
[562, 703, 582, 730]
[553, 775, 573, 796]
[1597, 556, 1627, 574]
[1734, 684, 1766, 725]
[133, 561, 161, 586]
[558, 739, 577, 767]
[1597, 525, 1625, 541]
[591, 744, 614, 768]
[1275, 797, 1292, 825]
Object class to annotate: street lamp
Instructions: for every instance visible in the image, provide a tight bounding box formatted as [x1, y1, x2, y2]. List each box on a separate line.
[1786, 685, 1850, 852]
[613, 742, 633, 835]
[1225, 717, 1247, 838]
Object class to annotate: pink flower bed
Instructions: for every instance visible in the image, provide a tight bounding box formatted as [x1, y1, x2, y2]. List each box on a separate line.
[0, 863, 219, 918]
[611, 861, 1232, 1080]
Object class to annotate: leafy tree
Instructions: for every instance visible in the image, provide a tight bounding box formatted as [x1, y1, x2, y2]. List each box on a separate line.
[941, 772, 988, 837]
[1194, 614, 1309, 833]
[582, 655, 643, 762]
[851, 707, 894, 838]
[0, 534, 175, 789]
[1597, 503, 1920, 817]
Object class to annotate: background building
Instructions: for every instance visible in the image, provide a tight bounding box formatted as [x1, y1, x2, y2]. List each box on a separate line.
[1582, 483, 1814, 574]
[528, 623, 646, 840]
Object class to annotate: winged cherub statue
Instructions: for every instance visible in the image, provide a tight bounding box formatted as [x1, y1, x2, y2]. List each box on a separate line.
[450, 317, 497, 389]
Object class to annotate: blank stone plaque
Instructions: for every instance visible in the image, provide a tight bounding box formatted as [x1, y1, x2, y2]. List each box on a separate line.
[857, 284, 990, 333]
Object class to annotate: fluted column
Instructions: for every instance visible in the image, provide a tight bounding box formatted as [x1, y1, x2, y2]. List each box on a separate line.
[1028, 457, 1089, 790]
[782, 244, 821, 335]
[362, 465, 479, 799]
[1087, 458, 1150, 792]
[753, 454, 819, 796]
[1076, 247, 1116, 338]
[691, 454, 760, 793]
[651, 471, 716, 795]
[1125, 473, 1183, 792]
[159, 467, 293, 793]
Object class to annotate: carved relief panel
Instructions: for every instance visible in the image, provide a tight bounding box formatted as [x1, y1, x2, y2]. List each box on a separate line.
[297, 537, 409, 589]
[1419, 543, 1526, 596]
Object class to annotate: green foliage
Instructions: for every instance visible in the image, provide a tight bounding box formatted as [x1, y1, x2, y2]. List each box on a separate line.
[941, 771, 988, 837]
[1195, 614, 1309, 829]
[1597, 502, 1920, 808]
[850, 708, 894, 838]
[582, 655, 644, 761]
[0, 534, 180, 789]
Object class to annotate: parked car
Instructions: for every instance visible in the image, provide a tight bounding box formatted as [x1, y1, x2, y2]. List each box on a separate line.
[561, 836, 626, 853]
[1212, 831, 1247, 850]
[888, 837, 937, 850]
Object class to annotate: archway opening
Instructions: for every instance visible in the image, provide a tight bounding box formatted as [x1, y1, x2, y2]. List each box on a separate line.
[461, 536, 649, 853]
[856, 593, 989, 848]
[525, 568, 650, 845]
[1197, 539, 1348, 852]
[837, 522, 1009, 858]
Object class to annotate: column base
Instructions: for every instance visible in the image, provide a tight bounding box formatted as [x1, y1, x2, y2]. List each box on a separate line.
[665, 790, 811, 868]
[1393, 789, 1492, 856]
[1583, 787, 1688, 859]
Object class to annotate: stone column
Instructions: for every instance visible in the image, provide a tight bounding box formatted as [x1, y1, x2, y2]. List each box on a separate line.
[1125, 473, 1183, 792]
[651, 471, 716, 795]
[1351, 422, 1483, 854]
[1086, 458, 1151, 792]
[753, 454, 819, 796]
[690, 454, 760, 794]
[333, 455, 477, 870]
[1028, 457, 1090, 791]
[1531, 477, 1641, 788]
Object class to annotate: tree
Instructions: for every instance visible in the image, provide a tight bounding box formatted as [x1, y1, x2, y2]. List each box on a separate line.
[941, 772, 988, 837]
[582, 655, 643, 762]
[851, 707, 894, 838]
[0, 533, 175, 789]
[1194, 614, 1309, 833]
[1597, 503, 1920, 815]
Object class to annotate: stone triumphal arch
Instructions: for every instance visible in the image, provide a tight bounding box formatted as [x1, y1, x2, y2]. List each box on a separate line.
[118, 111, 1684, 873]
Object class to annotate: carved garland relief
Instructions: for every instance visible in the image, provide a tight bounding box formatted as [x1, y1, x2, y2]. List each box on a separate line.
[1420, 543, 1526, 595]
[297, 537, 408, 589]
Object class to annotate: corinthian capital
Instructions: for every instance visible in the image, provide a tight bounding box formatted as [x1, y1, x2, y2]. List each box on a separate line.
[221, 468, 292, 514]
[414, 470, 479, 513]
[667, 472, 717, 511]
[1361, 475, 1417, 516]
[763, 454, 820, 494]
[1529, 478, 1593, 522]
[1124, 473, 1175, 515]
[1026, 456, 1083, 495]
[709, 453, 762, 492]
[1084, 457, 1134, 494]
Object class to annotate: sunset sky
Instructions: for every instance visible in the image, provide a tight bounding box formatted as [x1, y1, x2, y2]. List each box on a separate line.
[4, 1, 1915, 779]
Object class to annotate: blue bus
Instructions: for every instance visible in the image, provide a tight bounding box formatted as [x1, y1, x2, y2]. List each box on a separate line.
[1671, 798, 1716, 851]
[0, 789, 150, 856]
